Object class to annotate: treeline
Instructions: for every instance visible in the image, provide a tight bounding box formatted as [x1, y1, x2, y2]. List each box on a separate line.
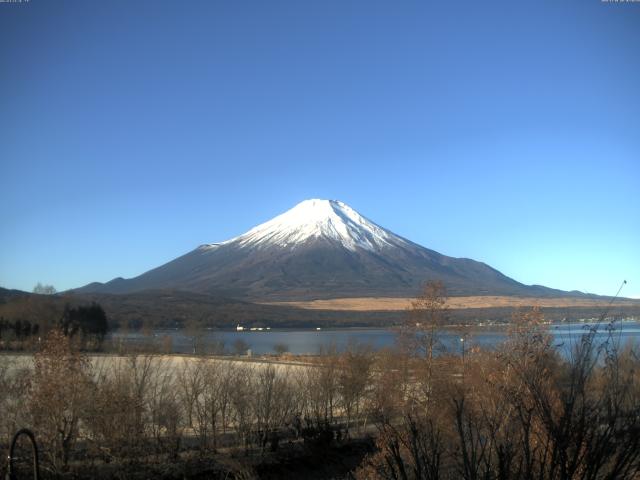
[0, 302, 108, 350]
[0, 306, 639, 479]
[2, 287, 639, 332]
[0, 318, 40, 340]
[66, 290, 640, 329]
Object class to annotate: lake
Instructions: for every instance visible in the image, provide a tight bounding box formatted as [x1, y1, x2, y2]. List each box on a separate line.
[108, 320, 640, 356]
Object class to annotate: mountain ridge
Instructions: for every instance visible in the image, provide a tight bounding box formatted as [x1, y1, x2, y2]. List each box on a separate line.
[74, 199, 594, 300]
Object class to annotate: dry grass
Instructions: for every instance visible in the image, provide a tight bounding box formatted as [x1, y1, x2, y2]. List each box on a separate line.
[262, 296, 640, 311]
[0, 353, 314, 378]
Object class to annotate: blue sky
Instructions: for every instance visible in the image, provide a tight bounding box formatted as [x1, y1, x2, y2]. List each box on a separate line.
[1, 1, 638, 297]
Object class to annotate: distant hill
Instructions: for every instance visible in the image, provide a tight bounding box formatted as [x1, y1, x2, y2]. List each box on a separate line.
[2, 287, 638, 330]
[73, 199, 594, 300]
[45, 290, 640, 329]
[0, 286, 32, 303]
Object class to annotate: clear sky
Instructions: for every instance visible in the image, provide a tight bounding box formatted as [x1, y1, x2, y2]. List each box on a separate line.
[1, 1, 638, 297]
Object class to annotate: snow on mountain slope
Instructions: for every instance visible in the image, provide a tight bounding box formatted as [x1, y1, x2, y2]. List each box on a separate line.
[75, 199, 575, 300]
[200, 199, 407, 252]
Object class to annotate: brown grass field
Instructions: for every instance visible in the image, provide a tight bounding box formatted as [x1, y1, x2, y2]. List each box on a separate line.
[262, 296, 640, 312]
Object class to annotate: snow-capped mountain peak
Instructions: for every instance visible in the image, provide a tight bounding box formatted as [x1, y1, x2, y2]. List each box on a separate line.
[77, 198, 564, 299]
[216, 199, 405, 252]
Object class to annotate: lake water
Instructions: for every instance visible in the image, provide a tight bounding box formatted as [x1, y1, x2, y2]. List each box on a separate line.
[108, 320, 640, 356]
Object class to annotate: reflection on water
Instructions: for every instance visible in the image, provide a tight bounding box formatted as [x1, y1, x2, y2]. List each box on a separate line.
[108, 320, 640, 356]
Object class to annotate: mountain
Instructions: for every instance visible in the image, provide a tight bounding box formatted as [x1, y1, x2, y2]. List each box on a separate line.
[0, 286, 32, 303]
[75, 199, 576, 300]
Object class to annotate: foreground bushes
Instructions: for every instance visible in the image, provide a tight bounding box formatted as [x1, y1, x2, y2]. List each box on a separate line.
[0, 335, 375, 477]
[356, 309, 640, 480]
[0, 308, 638, 479]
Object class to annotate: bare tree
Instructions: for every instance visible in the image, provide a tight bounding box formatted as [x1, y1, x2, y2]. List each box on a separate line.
[301, 347, 340, 426]
[184, 318, 203, 355]
[29, 329, 91, 472]
[252, 364, 296, 453]
[359, 306, 640, 480]
[228, 364, 255, 453]
[147, 359, 182, 458]
[400, 280, 448, 361]
[337, 342, 373, 435]
[32, 282, 57, 295]
[367, 348, 412, 426]
[179, 358, 235, 452]
[397, 280, 450, 417]
[233, 338, 250, 356]
[202, 360, 231, 451]
[178, 359, 204, 438]
[0, 357, 31, 447]
[273, 343, 289, 356]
